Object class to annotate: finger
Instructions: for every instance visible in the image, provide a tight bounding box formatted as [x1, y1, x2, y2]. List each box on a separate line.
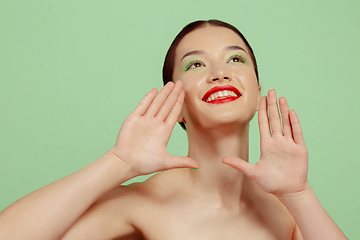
[258, 96, 270, 138]
[289, 110, 306, 146]
[222, 156, 256, 180]
[165, 90, 184, 126]
[145, 82, 175, 117]
[156, 81, 183, 121]
[164, 156, 200, 170]
[267, 89, 282, 136]
[279, 97, 292, 138]
[132, 88, 158, 115]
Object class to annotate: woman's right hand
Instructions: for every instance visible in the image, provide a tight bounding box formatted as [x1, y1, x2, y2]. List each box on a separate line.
[110, 81, 199, 177]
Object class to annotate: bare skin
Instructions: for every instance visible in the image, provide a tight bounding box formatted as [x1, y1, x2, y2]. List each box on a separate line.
[0, 26, 347, 240]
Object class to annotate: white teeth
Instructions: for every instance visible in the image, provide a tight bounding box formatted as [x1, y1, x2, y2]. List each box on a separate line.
[205, 90, 239, 102]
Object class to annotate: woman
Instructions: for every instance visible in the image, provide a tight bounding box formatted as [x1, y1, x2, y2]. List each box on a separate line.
[0, 20, 347, 239]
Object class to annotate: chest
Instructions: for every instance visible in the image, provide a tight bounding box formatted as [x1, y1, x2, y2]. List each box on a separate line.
[132, 204, 293, 240]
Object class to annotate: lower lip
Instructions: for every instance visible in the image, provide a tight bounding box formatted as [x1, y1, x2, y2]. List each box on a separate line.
[205, 96, 240, 104]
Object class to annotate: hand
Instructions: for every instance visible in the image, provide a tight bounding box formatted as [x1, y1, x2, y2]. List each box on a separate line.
[222, 89, 308, 196]
[110, 81, 199, 177]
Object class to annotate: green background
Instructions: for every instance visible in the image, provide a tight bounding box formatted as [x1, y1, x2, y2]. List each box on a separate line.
[1, 0, 359, 238]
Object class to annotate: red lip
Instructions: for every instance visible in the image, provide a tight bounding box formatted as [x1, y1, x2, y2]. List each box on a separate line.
[202, 85, 242, 103]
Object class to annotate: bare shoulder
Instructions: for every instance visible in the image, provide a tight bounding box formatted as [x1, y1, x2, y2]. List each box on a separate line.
[61, 171, 300, 240]
[61, 180, 157, 240]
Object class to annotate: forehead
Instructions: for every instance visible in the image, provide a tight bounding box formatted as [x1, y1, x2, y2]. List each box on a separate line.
[175, 26, 248, 58]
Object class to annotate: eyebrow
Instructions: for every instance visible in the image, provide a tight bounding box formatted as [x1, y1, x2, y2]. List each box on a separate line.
[225, 45, 248, 54]
[180, 46, 248, 61]
[181, 50, 205, 61]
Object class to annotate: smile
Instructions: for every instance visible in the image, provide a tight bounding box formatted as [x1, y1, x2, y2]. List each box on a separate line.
[202, 85, 241, 104]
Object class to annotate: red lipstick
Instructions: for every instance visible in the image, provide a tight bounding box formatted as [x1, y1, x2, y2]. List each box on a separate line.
[202, 85, 241, 104]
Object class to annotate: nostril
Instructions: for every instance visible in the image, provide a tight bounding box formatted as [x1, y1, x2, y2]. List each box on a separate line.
[224, 77, 230, 80]
[212, 78, 219, 81]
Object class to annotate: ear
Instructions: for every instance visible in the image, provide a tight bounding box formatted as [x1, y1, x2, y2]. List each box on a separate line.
[256, 85, 262, 111]
[177, 91, 186, 123]
[177, 112, 185, 123]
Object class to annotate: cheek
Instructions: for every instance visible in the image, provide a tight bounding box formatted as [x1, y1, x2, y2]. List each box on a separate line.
[180, 71, 206, 95]
[246, 84, 260, 112]
[235, 68, 258, 89]
[235, 70, 259, 104]
[182, 84, 199, 114]
[180, 79, 204, 120]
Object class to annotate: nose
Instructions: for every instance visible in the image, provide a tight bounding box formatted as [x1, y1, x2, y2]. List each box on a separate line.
[208, 65, 231, 83]
[212, 75, 230, 81]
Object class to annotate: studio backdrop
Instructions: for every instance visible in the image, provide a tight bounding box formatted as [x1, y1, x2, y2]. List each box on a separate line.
[0, 0, 359, 238]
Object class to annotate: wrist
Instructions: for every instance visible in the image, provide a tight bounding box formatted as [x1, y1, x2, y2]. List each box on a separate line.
[276, 180, 314, 206]
[275, 181, 348, 239]
[106, 146, 138, 181]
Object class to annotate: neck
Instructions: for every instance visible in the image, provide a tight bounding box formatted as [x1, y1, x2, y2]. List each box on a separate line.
[184, 123, 251, 208]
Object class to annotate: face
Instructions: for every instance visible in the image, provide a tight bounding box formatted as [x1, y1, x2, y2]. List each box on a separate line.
[173, 26, 261, 131]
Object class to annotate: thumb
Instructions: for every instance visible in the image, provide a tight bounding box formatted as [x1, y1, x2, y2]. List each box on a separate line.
[222, 156, 255, 180]
[164, 155, 200, 170]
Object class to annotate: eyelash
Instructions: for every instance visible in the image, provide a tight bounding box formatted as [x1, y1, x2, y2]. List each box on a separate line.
[227, 54, 246, 64]
[184, 54, 245, 71]
[185, 59, 206, 71]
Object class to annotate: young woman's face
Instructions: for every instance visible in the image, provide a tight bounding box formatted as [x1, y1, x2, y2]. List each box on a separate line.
[173, 26, 261, 131]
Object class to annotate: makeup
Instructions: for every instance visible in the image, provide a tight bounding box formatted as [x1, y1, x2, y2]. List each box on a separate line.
[183, 59, 206, 71]
[227, 53, 246, 64]
[202, 85, 241, 104]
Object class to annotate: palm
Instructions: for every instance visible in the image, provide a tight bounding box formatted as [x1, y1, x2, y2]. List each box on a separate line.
[223, 90, 308, 196]
[116, 115, 173, 174]
[111, 81, 198, 177]
[254, 133, 308, 194]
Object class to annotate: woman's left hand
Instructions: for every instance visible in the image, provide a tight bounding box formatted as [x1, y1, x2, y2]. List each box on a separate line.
[222, 89, 309, 197]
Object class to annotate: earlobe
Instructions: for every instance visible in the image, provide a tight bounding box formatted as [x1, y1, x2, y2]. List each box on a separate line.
[177, 113, 185, 123]
[256, 85, 261, 111]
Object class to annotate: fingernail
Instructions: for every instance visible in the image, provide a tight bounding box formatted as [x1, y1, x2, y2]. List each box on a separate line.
[190, 168, 199, 171]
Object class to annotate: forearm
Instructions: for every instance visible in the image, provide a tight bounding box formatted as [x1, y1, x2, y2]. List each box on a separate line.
[0, 148, 134, 240]
[277, 181, 347, 240]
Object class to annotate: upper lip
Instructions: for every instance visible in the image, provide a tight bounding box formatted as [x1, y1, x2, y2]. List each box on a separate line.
[202, 85, 242, 102]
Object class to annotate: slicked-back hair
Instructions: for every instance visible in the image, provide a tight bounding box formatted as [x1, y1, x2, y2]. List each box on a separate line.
[162, 20, 259, 131]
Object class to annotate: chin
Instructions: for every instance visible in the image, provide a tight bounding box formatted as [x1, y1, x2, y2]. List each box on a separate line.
[184, 100, 257, 132]
[189, 114, 254, 133]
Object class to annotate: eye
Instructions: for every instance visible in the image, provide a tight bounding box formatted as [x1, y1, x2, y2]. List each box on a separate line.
[185, 60, 206, 71]
[227, 54, 246, 64]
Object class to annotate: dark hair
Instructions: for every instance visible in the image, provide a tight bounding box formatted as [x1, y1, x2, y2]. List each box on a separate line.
[162, 19, 259, 131]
